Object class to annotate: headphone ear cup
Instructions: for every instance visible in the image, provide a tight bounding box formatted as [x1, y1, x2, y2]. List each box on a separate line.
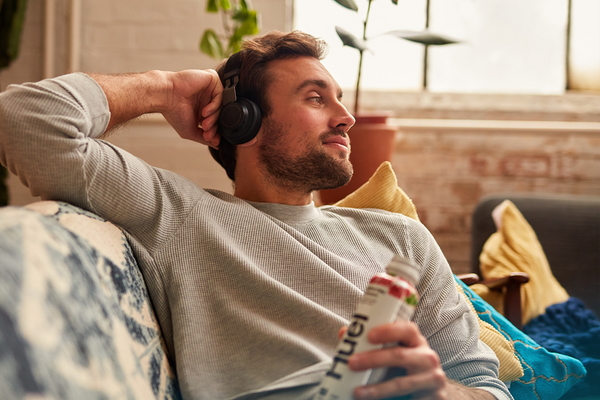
[218, 97, 262, 145]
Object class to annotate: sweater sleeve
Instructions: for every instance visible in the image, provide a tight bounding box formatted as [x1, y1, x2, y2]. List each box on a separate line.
[0, 73, 203, 249]
[408, 220, 513, 400]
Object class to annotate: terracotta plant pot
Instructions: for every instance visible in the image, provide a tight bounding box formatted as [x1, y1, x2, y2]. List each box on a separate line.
[319, 113, 397, 205]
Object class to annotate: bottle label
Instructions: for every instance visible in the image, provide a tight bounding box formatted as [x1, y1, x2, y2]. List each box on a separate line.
[316, 274, 419, 400]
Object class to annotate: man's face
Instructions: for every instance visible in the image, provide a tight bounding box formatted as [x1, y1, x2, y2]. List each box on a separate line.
[257, 56, 356, 194]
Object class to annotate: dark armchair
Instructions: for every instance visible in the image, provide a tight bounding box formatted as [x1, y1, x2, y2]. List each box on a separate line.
[468, 193, 600, 324]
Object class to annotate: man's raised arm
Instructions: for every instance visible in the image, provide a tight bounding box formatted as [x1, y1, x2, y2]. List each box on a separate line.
[89, 70, 222, 147]
[0, 70, 222, 238]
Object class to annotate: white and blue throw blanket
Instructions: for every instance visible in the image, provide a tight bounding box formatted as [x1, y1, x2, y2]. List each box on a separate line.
[0, 202, 182, 400]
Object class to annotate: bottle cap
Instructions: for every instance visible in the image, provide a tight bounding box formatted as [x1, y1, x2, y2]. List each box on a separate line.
[386, 255, 420, 286]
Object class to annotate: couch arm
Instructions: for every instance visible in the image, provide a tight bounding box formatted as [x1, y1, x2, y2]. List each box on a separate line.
[457, 272, 530, 329]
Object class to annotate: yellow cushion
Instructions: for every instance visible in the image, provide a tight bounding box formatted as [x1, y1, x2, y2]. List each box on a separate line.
[333, 162, 523, 382]
[455, 283, 524, 381]
[479, 200, 569, 325]
[334, 161, 419, 221]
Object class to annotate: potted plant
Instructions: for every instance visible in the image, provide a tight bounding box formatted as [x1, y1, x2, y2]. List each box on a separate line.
[0, 0, 28, 206]
[199, 0, 260, 61]
[318, 0, 460, 204]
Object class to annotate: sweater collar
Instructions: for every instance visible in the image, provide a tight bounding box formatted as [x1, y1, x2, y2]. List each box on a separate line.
[245, 200, 321, 224]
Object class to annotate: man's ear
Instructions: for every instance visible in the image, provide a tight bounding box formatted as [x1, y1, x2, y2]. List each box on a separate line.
[239, 121, 267, 148]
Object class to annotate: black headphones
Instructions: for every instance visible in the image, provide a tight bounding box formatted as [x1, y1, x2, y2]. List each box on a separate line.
[218, 51, 262, 145]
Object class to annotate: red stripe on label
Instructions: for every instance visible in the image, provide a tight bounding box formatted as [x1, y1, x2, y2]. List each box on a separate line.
[370, 275, 393, 288]
[389, 282, 411, 300]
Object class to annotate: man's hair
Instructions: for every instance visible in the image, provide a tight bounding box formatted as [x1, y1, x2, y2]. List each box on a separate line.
[209, 30, 328, 182]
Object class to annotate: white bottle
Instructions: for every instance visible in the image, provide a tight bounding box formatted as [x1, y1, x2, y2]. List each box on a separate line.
[316, 255, 420, 400]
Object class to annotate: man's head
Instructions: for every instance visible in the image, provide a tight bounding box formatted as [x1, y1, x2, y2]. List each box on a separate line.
[210, 31, 355, 198]
[210, 31, 327, 180]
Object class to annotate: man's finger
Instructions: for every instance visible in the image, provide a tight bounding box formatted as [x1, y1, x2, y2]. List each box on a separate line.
[201, 110, 220, 133]
[349, 344, 441, 373]
[353, 369, 447, 400]
[367, 321, 425, 347]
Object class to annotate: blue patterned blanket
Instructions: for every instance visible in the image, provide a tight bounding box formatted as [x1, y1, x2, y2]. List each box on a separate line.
[0, 202, 181, 400]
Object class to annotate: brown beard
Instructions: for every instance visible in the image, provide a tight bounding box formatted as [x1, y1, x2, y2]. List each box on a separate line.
[258, 119, 353, 194]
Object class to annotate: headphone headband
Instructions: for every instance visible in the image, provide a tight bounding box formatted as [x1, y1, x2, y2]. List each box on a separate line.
[222, 52, 242, 105]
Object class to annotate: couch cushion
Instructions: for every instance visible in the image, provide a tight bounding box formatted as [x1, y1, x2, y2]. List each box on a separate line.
[0, 201, 181, 400]
[334, 161, 419, 221]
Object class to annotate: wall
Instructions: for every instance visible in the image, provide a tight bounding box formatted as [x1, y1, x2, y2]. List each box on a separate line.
[389, 118, 600, 274]
[2, 0, 291, 206]
[2, 0, 600, 276]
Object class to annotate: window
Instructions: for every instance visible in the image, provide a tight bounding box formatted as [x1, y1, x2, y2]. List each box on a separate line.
[293, 0, 599, 93]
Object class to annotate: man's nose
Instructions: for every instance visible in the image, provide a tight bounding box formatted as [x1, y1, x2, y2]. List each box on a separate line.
[332, 103, 356, 132]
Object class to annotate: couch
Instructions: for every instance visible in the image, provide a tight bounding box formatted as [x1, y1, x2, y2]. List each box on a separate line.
[471, 193, 600, 318]
[0, 198, 592, 400]
[469, 193, 600, 400]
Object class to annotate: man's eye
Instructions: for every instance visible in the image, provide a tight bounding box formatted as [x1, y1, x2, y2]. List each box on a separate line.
[310, 96, 323, 104]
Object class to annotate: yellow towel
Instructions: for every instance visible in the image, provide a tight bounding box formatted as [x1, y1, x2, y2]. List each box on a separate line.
[479, 200, 569, 325]
[333, 162, 522, 382]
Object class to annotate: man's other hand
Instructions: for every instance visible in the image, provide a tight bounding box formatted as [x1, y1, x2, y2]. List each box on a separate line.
[345, 322, 497, 400]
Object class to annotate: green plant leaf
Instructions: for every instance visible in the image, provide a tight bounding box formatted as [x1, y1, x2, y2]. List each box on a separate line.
[240, 0, 248, 11]
[227, 9, 258, 56]
[334, 0, 358, 12]
[206, 0, 219, 12]
[227, 41, 241, 57]
[387, 29, 460, 46]
[335, 26, 368, 51]
[219, 0, 231, 11]
[231, 8, 248, 22]
[200, 29, 224, 60]
[231, 9, 258, 35]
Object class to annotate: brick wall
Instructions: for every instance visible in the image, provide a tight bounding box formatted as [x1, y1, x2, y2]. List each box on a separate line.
[390, 120, 600, 274]
[3, 0, 289, 205]
[3, 0, 600, 276]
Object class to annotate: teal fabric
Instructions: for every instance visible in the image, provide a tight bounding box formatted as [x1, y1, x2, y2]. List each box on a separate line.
[455, 277, 587, 400]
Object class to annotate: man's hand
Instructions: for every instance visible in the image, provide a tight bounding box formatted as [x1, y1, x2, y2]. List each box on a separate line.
[344, 322, 497, 400]
[161, 69, 223, 148]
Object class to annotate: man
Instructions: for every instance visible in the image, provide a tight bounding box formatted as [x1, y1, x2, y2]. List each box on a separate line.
[0, 31, 512, 400]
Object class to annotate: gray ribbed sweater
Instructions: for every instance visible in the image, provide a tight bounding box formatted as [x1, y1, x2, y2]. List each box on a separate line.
[0, 73, 512, 400]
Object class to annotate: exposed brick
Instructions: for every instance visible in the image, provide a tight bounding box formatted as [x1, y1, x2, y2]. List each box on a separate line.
[451, 182, 483, 204]
[393, 153, 470, 178]
[133, 25, 176, 51]
[422, 208, 471, 234]
[87, 25, 134, 50]
[433, 233, 472, 274]
[499, 155, 551, 177]
[558, 156, 600, 180]
[114, 0, 176, 23]
[561, 136, 600, 157]
[83, 1, 115, 23]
